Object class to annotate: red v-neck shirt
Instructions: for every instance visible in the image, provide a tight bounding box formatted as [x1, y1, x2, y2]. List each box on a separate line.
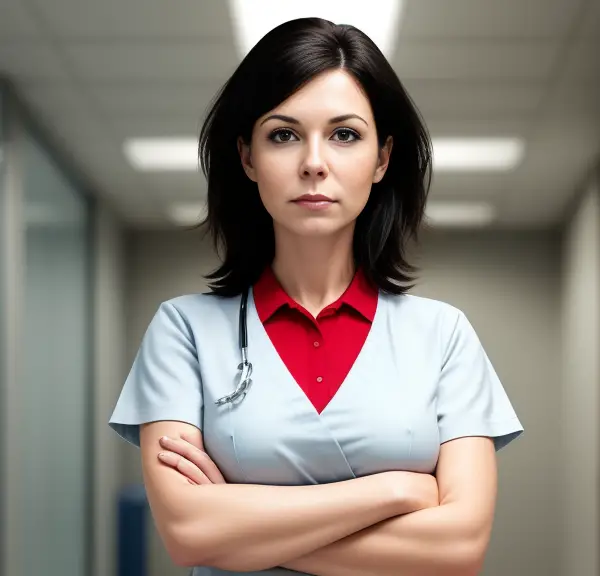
[252, 267, 379, 414]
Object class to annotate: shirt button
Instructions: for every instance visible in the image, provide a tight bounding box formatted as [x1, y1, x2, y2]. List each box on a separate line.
[316, 376, 323, 383]
[313, 341, 320, 348]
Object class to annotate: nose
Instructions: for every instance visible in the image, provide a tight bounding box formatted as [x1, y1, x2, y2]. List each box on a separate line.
[299, 137, 329, 179]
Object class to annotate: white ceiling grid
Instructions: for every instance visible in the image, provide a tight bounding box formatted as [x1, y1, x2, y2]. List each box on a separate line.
[0, 0, 598, 228]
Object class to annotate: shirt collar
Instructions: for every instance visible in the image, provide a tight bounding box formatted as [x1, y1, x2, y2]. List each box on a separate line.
[253, 266, 378, 323]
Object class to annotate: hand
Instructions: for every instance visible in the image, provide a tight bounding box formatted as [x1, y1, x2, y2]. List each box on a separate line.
[385, 471, 440, 515]
[157, 433, 227, 485]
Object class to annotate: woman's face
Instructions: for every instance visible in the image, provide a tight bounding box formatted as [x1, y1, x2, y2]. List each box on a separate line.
[238, 70, 392, 239]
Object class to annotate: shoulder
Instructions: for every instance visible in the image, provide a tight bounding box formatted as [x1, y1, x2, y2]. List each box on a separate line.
[379, 292, 468, 349]
[151, 292, 240, 333]
[162, 291, 238, 315]
[382, 292, 463, 324]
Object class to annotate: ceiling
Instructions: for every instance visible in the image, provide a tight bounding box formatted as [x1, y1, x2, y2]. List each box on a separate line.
[0, 0, 599, 229]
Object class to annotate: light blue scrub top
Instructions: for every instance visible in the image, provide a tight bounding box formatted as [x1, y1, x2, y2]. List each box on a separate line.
[109, 290, 524, 576]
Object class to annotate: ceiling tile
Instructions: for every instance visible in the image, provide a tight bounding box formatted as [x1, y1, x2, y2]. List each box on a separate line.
[578, 0, 600, 41]
[404, 79, 545, 117]
[108, 114, 201, 139]
[74, 142, 140, 183]
[89, 81, 222, 115]
[19, 81, 90, 115]
[2, 0, 593, 230]
[543, 77, 600, 121]
[63, 41, 239, 82]
[29, 0, 233, 40]
[507, 120, 600, 207]
[426, 115, 532, 137]
[21, 104, 143, 191]
[145, 173, 207, 200]
[0, 42, 69, 79]
[0, 1, 41, 38]
[430, 173, 508, 196]
[392, 40, 560, 80]
[497, 198, 564, 227]
[560, 38, 600, 80]
[111, 192, 165, 227]
[399, 0, 586, 38]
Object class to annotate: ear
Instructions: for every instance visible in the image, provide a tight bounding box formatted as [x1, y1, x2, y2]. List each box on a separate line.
[373, 136, 393, 184]
[237, 136, 257, 182]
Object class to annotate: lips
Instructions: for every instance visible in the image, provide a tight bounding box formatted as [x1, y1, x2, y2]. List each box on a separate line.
[292, 194, 335, 203]
[291, 194, 336, 212]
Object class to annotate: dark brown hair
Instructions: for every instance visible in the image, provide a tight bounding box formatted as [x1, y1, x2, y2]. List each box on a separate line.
[199, 17, 432, 296]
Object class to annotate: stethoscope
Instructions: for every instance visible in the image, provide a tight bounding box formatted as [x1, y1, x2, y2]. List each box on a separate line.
[188, 291, 251, 575]
[214, 288, 252, 405]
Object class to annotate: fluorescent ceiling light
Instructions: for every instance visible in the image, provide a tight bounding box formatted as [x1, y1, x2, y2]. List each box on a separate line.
[167, 201, 207, 226]
[228, 0, 404, 58]
[124, 135, 525, 174]
[432, 138, 524, 172]
[124, 138, 198, 171]
[425, 201, 496, 228]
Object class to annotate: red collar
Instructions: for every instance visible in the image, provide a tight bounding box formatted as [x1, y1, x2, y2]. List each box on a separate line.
[253, 267, 378, 322]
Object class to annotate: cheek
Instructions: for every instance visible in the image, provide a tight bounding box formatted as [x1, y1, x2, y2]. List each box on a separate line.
[252, 156, 290, 213]
[337, 154, 378, 202]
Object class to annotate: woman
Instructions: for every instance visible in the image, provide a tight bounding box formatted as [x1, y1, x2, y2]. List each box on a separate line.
[109, 17, 523, 576]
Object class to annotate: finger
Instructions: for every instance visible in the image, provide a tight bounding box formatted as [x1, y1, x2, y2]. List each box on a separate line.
[160, 436, 226, 484]
[178, 434, 225, 484]
[157, 451, 211, 485]
[172, 437, 226, 484]
[181, 432, 205, 452]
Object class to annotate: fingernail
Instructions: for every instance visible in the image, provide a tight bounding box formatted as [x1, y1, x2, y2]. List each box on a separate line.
[158, 452, 171, 461]
[160, 436, 169, 443]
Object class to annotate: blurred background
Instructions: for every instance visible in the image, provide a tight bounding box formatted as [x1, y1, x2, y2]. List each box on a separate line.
[0, 1, 598, 575]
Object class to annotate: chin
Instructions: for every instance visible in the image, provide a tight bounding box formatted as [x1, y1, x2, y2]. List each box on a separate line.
[283, 219, 354, 238]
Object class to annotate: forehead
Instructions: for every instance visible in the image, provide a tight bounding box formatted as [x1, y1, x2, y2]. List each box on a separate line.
[268, 70, 373, 120]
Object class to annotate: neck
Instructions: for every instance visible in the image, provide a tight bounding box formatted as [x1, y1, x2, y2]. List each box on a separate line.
[271, 225, 356, 317]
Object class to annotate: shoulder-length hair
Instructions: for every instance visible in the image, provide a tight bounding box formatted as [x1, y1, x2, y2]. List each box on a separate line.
[199, 17, 432, 297]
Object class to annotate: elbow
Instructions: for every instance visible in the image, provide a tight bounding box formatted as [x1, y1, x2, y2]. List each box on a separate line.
[446, 533, 488, 576]
[466, 539, 489, 576]
[161, 521, 214, 568]
[441, 510, 492, 576]
[455, 551, 486, 576]
[164, 521, 253, 571]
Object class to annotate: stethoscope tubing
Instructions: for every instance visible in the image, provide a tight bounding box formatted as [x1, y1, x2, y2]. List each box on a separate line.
[214, 288, 252, 405]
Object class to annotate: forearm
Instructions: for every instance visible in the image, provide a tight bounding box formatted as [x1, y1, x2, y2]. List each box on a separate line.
[167, 473, 401, 571]
[282, 503, 489, 576]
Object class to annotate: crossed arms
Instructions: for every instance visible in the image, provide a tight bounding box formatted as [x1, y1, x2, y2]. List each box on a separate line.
[139, 421, 497, 576]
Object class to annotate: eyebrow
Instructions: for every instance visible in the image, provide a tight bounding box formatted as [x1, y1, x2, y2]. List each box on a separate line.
[259, 113, 368, 127]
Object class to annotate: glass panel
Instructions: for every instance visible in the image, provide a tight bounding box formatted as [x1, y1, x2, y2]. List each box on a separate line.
[19, 131, 90, 576]
[0, 85, 6, 576]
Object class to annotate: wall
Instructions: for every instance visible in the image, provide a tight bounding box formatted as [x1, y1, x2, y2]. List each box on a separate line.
[560, 170, 600, 576]
[123, 228, 562, 576]
[0, 86, 25, 576]
[19, 130, 92, 576]
[124, 228, 218, 576]
[1, 91, 95, 576]
[414, 230, 562, 576]
[93, 203, 127, 576]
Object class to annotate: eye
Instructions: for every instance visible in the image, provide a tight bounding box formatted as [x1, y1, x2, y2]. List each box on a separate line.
[331, 128, 361, 143]
[268, 129, 298, 143]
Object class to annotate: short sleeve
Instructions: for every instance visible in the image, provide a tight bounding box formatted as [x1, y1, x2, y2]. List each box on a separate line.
[437, 310, 523, 451]
[108, 301, 203, 448]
